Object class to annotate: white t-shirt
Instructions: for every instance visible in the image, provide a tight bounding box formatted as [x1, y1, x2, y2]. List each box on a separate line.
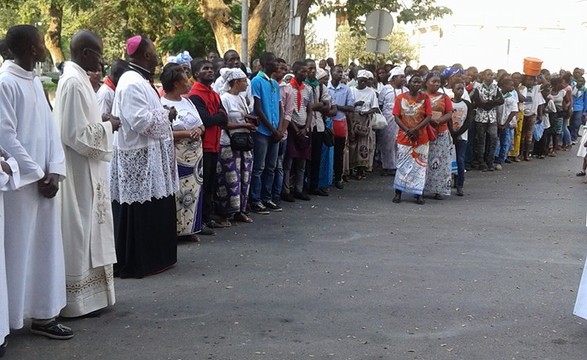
[220, 93, 250, 146]
[445, 88, 471, 102]
[523, 85, 545, 116]
[451, 99, 469, 141]
[351, 86, 379, 113]
[160, 96, 203, 131]
[497, 90, 519, 126]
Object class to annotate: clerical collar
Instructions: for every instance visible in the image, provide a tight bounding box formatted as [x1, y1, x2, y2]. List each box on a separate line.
[128, 62, 154, 81]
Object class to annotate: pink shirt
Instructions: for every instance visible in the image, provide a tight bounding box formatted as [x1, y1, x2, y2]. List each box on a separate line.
[279, 82, 295, 137]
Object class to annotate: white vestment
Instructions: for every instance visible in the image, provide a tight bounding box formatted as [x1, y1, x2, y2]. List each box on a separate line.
[54, 61, 116, 317]
[0, 60, 67, 329]
[96, 82, 115, 115]
[111, 69, 178, 204]
[0, 148, 19, 342]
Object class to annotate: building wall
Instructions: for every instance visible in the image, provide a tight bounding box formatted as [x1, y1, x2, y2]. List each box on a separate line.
[411, 0, 587, 72]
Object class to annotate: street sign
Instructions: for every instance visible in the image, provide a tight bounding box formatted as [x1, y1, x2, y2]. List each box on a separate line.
[366, 39, 390, 54]
[365, 10, 394, 39]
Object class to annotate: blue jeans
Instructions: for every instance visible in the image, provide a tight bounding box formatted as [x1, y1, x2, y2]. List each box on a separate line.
[570, 111, 583, 141]
[250, 132, 279, 204]
[271, 138, 287, 202]
[455, 139, 467, 188]
[496, 125, 513, 164]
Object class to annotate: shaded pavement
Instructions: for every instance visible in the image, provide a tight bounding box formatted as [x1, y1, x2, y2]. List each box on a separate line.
[7, 149, 587, 360]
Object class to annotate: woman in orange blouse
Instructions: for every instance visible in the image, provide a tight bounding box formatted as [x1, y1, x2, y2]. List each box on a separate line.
[423, 72, 454, 200]
[392, 75, 432, 205]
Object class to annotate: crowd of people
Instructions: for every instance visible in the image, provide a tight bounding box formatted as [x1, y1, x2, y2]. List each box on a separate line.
[0, 24, 586, 357]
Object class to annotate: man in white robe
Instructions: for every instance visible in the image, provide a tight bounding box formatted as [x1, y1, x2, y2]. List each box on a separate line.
[0, 25, 72, 340]
[53, 30, 120, 318]
[110, 35, 179, 278]
[0, 148, 19, 356]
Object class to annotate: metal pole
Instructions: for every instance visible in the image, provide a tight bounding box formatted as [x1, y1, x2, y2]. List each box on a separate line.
[241, 0, 249, 67]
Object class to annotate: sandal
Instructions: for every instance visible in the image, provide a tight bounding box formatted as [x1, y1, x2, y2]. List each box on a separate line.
[577, 171, 586, 177]
[31, 320, 74, 340]
[415, 195, 425, 205]
[434, 193, 444, 200]
[392, 191, 402, 203]
[233, 212, 253, 223]
[218, 219, 232, 227]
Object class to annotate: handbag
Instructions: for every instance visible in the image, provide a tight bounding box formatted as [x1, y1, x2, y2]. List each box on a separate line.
[323, 126, 335, 147]
[425, 124, 437, 142]
[533, 121, 544, 142]
[332, 119, 347, 138]
[230, 132, 254, 152]
[371, 110, 387, 130]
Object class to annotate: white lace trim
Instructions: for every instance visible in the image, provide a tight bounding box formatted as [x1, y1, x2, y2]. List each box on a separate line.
[110, 139, 179, 204]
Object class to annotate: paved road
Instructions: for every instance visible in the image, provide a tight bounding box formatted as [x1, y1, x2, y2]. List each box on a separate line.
[7, 150, 587, 360]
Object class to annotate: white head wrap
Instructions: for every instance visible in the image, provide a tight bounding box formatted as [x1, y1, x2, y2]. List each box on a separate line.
[283, 73, 295, 83]
[221, 68, 247, 91]
[357, 69, 373, 79]
[316, 68, 329, 81]
[388, 67, 405, 81]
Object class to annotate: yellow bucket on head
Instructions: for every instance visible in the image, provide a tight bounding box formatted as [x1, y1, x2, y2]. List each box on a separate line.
[523, 57, 543, 76]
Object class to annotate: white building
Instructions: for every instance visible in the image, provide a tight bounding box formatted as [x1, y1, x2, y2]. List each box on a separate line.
[413, 0, 587, 71]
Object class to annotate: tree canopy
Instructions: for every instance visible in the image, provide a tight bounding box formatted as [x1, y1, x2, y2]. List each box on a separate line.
[0, 0, 451, 68]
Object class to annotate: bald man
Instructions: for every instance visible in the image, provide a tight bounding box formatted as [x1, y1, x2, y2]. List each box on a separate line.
[0, 24, 71, 340]
[53, 30, 120, 318]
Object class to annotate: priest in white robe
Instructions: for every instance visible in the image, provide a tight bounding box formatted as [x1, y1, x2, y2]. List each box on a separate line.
[0, 25, 72, 339]
[54, 30, 120, 318]
[0, 148, 20, 355]
[110, 35, 179, 278]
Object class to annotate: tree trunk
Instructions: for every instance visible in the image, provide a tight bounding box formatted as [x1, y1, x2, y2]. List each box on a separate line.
[265, 0, 312, 63]
[44, 1, 64, 68]
[199, 0, 269, 63]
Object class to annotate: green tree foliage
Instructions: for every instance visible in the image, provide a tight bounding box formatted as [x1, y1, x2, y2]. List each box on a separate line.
[335, 23, 418, 66]
[320, 0, 452, 34]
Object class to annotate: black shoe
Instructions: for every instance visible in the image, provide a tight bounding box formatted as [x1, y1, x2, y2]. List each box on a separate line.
[0, 340, 6, 358]
[31, 320, 74, 340]
[262, 200, 282, 212]
[199, 225, 216, 236]
[310, 188, 329, 196]
[415, 195, 425, 205]
[334, 180, 344, 189]
[456, 187, 464, 196]
[250, 203, 270, 214]
[293, 192, 311, 201]
[281, 192, 296, 202]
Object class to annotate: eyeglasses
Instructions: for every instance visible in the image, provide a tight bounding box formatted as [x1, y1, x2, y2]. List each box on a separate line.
[84, 47, 103, 61]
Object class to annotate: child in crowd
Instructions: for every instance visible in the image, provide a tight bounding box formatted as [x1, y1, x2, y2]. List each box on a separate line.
[520, 75, 545, 161]
[449, 81, 473, 196]
[534, 82, 556, 159]
[494, 77, 518, 170]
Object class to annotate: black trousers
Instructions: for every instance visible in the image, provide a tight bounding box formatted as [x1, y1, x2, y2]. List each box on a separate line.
[202, 151, 219, 222]
[333, 137, 346, 182]
[309, 130, 324, 190]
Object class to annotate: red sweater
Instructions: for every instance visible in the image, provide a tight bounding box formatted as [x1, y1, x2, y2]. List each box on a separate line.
[188, 81, 228, 153]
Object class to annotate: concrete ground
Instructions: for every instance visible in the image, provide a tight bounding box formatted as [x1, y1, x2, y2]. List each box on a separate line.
[6, 149, 587, 360]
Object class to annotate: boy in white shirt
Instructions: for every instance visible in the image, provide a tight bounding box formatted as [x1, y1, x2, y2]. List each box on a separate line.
[495, 78, 519, 170]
